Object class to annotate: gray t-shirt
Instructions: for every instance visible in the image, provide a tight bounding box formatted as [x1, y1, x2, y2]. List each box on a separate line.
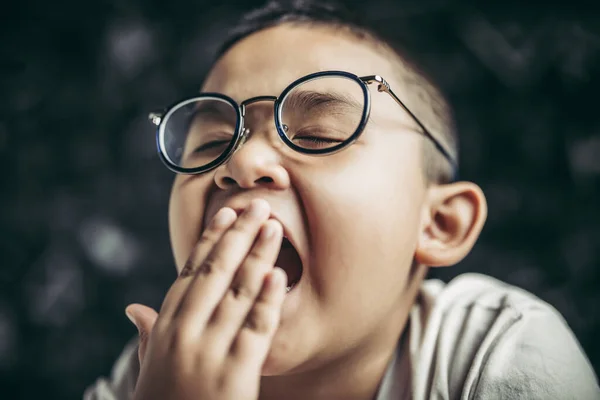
[85, 273, 600, 400]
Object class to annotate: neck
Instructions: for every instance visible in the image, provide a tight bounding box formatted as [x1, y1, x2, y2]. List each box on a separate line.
[259, 264, 427, 400]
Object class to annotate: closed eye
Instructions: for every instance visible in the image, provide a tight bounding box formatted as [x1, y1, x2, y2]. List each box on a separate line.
[194, 139, 231, 153]
[292, 134, 345, 149]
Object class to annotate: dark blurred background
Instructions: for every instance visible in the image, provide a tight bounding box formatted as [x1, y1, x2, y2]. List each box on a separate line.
[1, 0, 599, 398]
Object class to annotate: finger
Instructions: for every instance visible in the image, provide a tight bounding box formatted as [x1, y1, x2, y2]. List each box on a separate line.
[157, 207, 237, 322]
[228, 267, 287, 372]
[125, 304, 159, 366]
[202, 220, 283, 353]
[174, 199, 271, 330]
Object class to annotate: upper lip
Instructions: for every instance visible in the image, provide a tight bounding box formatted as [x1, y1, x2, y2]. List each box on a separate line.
[203, 198, 306, 269]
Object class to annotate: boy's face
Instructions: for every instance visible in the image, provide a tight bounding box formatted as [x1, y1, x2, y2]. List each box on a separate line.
[169, 24, 432, 374]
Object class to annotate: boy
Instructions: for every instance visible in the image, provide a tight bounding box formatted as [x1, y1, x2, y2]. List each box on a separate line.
[85, 1, 600, 399]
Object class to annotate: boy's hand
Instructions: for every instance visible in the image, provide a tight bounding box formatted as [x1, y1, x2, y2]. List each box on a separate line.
[125, 199, 287, 400]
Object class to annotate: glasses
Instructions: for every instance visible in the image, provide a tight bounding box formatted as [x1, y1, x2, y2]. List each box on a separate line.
[149, 70, 457, 175]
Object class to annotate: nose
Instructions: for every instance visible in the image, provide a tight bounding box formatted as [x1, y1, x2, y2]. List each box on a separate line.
[214, 132, 290, 190]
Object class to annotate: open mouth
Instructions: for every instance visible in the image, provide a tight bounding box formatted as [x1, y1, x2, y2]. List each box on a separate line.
[276, 236, 303, 292]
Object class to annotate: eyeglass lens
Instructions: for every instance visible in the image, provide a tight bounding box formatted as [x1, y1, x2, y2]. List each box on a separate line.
[161, 75, 365, 170]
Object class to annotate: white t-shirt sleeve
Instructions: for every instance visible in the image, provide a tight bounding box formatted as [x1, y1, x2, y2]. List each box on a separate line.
[404, 273, 600, 400]
[468, 303, 599, 400]
[83, 338, 139, 400]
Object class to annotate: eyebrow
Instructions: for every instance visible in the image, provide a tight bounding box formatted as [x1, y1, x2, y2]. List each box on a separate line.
[282, 89, 363, 114]
[188, 101, 236, 124]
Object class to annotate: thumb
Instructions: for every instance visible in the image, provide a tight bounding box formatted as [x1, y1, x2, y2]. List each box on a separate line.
[125, 303, 158, 366]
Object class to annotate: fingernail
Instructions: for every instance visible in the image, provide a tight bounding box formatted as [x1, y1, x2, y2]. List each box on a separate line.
[262, 222, 278, 239]
[272, 267, 287, 286]
[213, 208, 235, 228]
[125, 309, 138, 329]
[248, 199, 269, 218]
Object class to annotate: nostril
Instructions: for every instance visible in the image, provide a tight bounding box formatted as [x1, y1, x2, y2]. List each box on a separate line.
[256, 176, 274, 184]
[221, 177, 236, 186]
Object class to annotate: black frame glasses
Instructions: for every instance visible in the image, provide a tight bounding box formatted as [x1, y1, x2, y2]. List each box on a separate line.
[149, 70, 457, 176]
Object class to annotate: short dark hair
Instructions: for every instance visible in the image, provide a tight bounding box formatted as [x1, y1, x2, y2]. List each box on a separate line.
[215, 0, 458, 184]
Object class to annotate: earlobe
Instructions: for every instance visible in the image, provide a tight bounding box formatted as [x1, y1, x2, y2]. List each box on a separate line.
[415, 182, 487, 267]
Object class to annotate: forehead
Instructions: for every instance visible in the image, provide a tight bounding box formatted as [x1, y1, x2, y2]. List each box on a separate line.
[202, 24, 400, 101]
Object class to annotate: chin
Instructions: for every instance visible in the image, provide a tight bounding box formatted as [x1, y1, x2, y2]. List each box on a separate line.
[260, 328, 309, 376]
[261, 357, 289, 376]
[261, 340, 297, 376]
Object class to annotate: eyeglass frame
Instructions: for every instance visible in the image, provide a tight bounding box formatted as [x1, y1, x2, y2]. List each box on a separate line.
[149, 70, 457, 178]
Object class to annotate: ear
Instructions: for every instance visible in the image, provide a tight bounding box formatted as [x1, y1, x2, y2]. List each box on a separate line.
[415, 181, 487, 267]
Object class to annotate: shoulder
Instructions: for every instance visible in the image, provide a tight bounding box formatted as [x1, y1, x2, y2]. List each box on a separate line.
[420, 272, 549, 313]
[83, 337, 140, 400]
[411, 273, 600, 400]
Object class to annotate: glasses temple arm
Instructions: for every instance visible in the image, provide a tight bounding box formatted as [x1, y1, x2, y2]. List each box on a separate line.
[361, 75, 459, 175]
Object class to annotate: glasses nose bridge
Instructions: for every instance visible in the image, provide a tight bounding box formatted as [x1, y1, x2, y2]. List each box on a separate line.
[234, 95, 279, 153]
[239, 95, 278, 117]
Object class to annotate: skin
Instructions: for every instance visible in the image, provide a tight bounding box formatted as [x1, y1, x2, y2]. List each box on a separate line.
[126, 24, 487, 400]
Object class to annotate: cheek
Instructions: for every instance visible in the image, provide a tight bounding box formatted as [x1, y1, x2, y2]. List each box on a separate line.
[301, 140, 425, 300]
[168, 177, 209, 272]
